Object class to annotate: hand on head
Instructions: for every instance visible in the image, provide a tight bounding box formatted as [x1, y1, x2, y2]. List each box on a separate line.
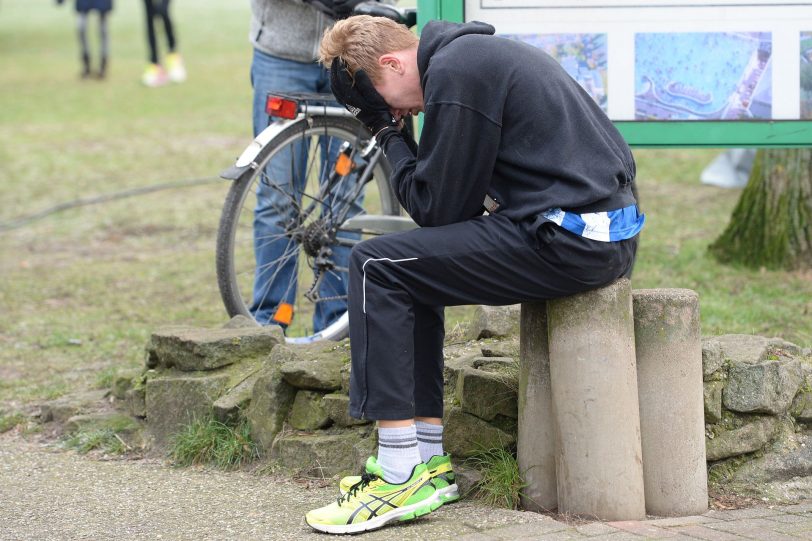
[330, 57, 398, 136]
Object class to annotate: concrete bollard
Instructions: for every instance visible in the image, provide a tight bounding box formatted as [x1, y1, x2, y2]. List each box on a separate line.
[518, 302, 557, 512]
[633, 289, 708, 517]
[547, 278, 646, 520]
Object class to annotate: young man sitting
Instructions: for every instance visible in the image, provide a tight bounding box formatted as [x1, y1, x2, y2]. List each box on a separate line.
[305, 15, 644, 534]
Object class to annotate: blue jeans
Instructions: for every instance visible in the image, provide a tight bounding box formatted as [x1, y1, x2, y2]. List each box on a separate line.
[250, 49, 362, 331]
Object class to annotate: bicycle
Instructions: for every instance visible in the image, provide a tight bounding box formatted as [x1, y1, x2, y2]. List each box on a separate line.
[216, 3, 417, 345]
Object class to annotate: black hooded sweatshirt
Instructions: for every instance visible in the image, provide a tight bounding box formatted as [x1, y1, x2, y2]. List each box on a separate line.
[380, 20, 637, 229]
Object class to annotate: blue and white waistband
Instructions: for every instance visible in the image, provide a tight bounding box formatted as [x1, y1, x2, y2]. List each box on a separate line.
[541, 204, 645, 242]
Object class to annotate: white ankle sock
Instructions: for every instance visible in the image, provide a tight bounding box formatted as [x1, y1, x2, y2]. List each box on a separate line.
[377, 425, 422, 484]
[415, 420, 444, 462]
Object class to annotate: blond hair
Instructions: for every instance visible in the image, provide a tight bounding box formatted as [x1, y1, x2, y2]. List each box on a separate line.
[319, 15, 418, 82]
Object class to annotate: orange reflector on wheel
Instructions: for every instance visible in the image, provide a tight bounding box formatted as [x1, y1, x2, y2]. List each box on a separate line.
[334, 153, 353, 176]
[272, 303, 294, 326]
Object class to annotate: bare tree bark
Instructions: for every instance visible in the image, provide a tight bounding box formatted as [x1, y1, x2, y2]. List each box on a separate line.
[710, 148, 812, 270]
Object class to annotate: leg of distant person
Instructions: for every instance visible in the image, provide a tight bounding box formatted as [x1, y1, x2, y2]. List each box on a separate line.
[76, 11, 90, 78]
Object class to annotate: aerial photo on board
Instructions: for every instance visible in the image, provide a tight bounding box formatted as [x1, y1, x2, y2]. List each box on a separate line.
[635, 32, 772, 120]
[502, 33, 608, 112]
[802, 31, 812, 119]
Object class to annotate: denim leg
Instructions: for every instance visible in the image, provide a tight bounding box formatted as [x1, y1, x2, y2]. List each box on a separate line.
[249, 50, 363, 331]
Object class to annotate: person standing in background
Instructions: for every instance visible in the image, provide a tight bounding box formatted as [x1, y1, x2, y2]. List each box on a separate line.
[57, 0, 113, 79]
[247, 0, 363, 331]
[141, 0, 186, 87]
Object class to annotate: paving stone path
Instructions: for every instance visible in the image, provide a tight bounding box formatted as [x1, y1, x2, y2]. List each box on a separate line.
[2, 434, 811, 540]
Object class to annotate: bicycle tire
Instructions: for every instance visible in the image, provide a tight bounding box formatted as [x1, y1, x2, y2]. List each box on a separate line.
[216, 115, 400, 343]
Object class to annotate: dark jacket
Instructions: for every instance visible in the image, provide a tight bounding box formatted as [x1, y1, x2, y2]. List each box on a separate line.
[382, 21, 637, 228]
[75, 0, 112, 13]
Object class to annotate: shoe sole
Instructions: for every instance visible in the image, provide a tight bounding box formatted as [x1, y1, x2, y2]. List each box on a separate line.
[437, 483, 460, 503]
[306, 490, 443, 535]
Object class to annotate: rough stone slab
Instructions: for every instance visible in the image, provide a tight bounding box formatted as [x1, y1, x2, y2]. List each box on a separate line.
[723, 360, 803, 414]
[244, 363, 296, 453]
[443, 354, 478, 399]
[706, 416, 781, 461]
[212, 370, 261, 424]
[704, 380, 724, 424]
[790, 367, 812, 421]
[472, 357, 516, 371]
[271, 429, 371, 478]
[124, 387, 146, 418]
[443, 407, 515, 458]
[468, 305, 521, 340]
[287, 390, 330, 430]
[145, 373, 229, 447]
[457, 367, 517, 421]
[702, 339, 725, 378]
[480, 338, 519, 359]
[322, 393, 369, 427]
[222, 315, 259, 329]
[64, 412, 142, 435]
[146, 325, 283, 371]
[38, 390, 109, 424]
[276, 342, 348, 391]
[454, 462, 483, 499]
[715, 334, 801, 365]
[731, 433, 812, 485]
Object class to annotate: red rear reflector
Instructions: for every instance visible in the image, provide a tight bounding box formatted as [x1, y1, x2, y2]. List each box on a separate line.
[266, 96, 298, 119]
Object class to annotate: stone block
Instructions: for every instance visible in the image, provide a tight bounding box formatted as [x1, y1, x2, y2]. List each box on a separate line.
[702, 338, 725, 377]
[213, 371, 261, 424]
[39, 390, 109, 424]
[64, 412, 142, 435]
[715, 334, 801, 365]
[706, 416, 781, 461]
[340, 364, 351, 394]
[480, 338, 519, 359]
[472, 356, 516, 371]
[146, 325, 283, 371]
[245, 363, 296, 453]
[704, 380, 725, 424]
[288, 390, 330, 430]
[125, 387, 146, 418]
[724, 360, 803, 414]
[468, 305, 521, 340]
[222, 315, 259, 329]
[443, 354, 477, 399]
[322, 393, 369, 427]
[731, 431, 812, 485]
[791, 367, 812, 422]
[443, 407, 515, 458]
[145, 373, 229, 447]
[457, 367, 517, 421]
[276, 342, 348, 391]
[272, 429, 372, 478]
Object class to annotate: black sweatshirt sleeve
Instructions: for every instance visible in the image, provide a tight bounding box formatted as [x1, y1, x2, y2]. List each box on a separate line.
[380, 102, 501, 227]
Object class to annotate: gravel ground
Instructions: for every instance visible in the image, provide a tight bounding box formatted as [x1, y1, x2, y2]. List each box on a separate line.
[0, 433, 548, 541]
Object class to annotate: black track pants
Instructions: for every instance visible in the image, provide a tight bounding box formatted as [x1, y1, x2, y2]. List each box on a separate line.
[347, 213, 638, 421]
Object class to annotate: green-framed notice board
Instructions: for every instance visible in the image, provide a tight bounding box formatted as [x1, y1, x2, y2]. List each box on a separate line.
[416, 0, 812, 147]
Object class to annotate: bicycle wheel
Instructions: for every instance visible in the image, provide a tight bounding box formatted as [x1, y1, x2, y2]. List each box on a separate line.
[216, 115, 401, 344]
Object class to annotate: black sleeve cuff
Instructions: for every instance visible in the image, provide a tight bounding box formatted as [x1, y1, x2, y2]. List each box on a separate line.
[377, 127, 415, 165]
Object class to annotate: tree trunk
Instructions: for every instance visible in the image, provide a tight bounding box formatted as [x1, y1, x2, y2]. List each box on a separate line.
[710, 148, 812, 270]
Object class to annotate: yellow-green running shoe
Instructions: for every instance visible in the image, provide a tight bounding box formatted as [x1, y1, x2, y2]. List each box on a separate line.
[305, 456, 442, 534]
[340, 454, 460, 504]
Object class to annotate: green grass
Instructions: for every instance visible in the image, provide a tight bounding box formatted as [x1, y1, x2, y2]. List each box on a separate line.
[466, 446, 525, 510]
[63, 428, 127, 455]
[169, 416, 259, 470]
[0, 2, 809, 417]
